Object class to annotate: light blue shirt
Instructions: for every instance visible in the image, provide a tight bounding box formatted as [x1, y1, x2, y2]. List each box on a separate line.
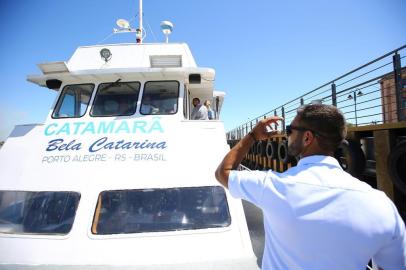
[229, 155, 406, 270]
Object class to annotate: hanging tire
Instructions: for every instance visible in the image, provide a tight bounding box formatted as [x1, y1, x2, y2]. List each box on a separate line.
[257, 141, 267, 157]
[278, 140, 294, 164]
[388, 140, 406, 195]
[266, 141, 278, 159]
[334, 140, 366, 178]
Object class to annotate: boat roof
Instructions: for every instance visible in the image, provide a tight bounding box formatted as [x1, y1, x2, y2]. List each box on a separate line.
[27, 43, 215, 90]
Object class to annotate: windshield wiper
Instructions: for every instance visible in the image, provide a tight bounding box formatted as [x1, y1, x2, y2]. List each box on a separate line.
[101, 79, 122, 91]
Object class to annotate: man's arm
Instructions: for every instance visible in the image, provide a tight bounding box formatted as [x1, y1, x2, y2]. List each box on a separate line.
[215, 116, 283, 188]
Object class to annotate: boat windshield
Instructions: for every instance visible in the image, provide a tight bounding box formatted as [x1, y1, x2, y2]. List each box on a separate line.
[0, 191, 80, 235]
[92, 186, 230, 234]
[52, 84, 94, 118]
[91, 81, 140, 117]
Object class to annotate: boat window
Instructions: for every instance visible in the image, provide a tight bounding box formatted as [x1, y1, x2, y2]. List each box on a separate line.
[91, 81, 140, 117]
[140, 81, 179, 115]
[92, 186, 230, 235]
[0, 191, 80, 235]
[52, 84, 94, 118]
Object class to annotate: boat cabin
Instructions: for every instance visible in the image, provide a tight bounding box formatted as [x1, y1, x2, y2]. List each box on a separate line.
[27, 43, 224, 121]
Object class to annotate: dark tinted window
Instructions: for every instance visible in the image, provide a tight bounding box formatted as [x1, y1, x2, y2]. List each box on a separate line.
[53, 84, 94, 118]
[0, 191, 80, 235]
[91, 81, 140, 116]
[92, 186, 230, 234]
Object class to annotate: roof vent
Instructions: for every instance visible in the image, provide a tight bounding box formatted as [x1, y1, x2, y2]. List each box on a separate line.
[150, 55, 182, 68]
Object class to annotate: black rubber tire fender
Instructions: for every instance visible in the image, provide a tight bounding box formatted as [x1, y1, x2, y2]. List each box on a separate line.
[257, 140, 267, 157]
[278, 140, 290, 164]
[388, 140, 406, 195]
[266, 141, 278, 159]
[334, 140, 366, 178]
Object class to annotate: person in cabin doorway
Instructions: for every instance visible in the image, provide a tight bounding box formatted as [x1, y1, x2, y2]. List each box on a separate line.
[215, 104, 406, 270]
[204, 99, 214, 120]
[191, 97, 208, 120]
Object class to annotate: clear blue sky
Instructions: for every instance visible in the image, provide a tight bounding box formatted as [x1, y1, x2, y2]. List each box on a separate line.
[0, 0, 405, 141]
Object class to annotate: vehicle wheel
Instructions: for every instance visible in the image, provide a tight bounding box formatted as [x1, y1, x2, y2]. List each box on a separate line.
[388, 141, 406, 195]
[334, 140, 366, 178]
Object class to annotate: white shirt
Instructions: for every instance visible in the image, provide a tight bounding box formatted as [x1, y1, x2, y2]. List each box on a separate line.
[191, 104, 208, 120]
[140, 104, 158, 114]
[229, 155, 406, 270]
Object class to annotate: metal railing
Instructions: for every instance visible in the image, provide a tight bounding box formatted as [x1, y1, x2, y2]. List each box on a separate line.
[227, 45, 406, 140]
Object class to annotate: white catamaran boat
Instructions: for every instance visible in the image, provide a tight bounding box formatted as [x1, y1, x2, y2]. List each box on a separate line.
[0, 2, 260, 269]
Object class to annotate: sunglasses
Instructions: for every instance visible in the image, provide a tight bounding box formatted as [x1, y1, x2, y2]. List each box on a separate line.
[286, 125, 320, 137]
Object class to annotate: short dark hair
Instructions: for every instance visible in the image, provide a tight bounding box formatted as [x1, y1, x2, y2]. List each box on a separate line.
[296, 104, 347, 152]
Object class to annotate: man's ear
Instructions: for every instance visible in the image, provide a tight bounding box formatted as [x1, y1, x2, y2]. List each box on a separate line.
[303, 131, 314, 146]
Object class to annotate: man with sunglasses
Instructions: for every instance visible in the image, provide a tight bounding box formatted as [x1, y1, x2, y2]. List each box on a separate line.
[215, 104, 405, 270]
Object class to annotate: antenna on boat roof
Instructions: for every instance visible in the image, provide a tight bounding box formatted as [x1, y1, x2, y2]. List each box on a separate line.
[160, 21, 173, 43]
[116, 19, 130, 29]
[113, 19, 136, 33]
[112, 18, 146, 43]
[137, 0, 143, 43]
[112, 0, 145, 44]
